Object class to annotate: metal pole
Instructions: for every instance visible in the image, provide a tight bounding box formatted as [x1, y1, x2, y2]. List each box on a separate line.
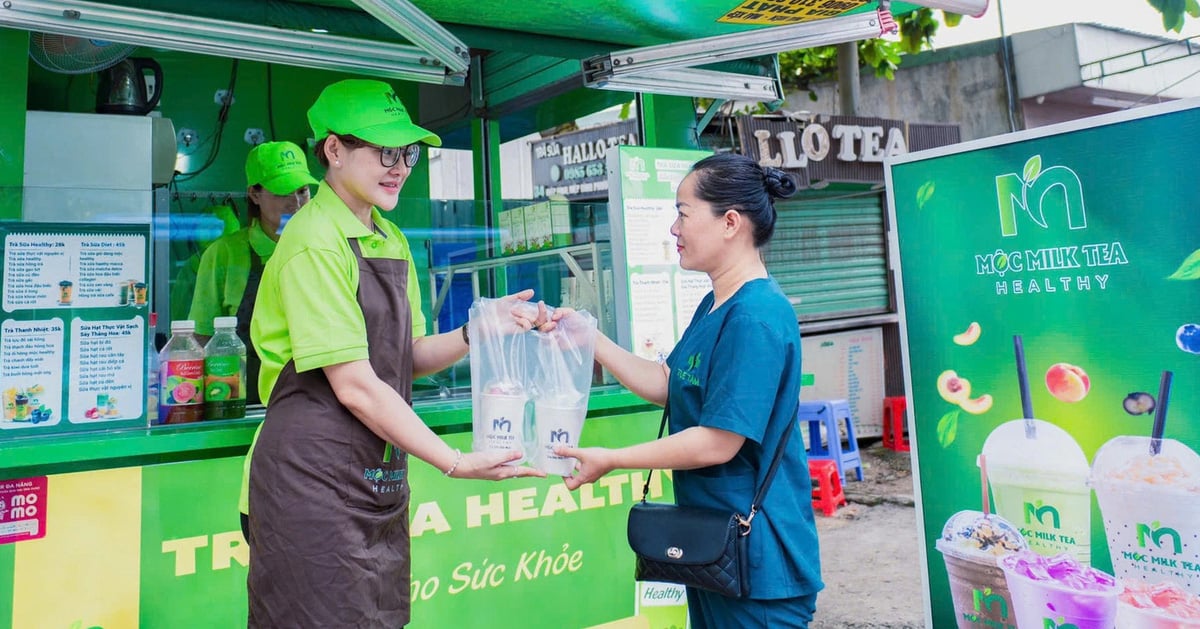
[837, 42, 860, 116]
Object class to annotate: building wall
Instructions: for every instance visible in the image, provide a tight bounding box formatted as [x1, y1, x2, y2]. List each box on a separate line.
[790, 40, 1017, 142]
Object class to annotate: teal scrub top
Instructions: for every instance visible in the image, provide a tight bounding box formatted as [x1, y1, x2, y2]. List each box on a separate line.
[665, 277, 824, 600]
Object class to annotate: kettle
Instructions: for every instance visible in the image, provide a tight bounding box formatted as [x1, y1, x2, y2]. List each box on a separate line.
[96, 57, 163, 115]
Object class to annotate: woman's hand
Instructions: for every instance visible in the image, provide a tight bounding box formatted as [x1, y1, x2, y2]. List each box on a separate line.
[553, 445, 616, 490]
[453, 449, 546, 481]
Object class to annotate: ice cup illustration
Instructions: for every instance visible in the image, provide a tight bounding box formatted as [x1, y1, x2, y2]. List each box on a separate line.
[936, 508, 1028, 628]
[982, 336, 1092, 564]
[1091, 371, 1200, 596]
[1118, 580, 1200, 627]
[1000, 550, 1119, 629]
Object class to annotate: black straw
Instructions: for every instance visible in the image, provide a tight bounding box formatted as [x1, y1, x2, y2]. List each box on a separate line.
[1150, 370, 1173, 455]
[1014, 336, 1036, 439]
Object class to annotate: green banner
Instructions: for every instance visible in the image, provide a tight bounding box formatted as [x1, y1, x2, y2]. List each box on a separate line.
[0, 410, 688, 628]
[889, 103, 1200, 627]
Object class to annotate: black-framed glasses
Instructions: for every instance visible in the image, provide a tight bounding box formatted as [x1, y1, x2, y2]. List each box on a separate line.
[365, 142, 420, 168]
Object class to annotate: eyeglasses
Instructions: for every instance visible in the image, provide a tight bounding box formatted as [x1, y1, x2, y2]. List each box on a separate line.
[363, 142, 420, 169]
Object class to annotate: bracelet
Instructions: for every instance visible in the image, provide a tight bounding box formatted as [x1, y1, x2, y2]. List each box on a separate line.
[444, 448, 463, 477]
[460, 324, 469, 346]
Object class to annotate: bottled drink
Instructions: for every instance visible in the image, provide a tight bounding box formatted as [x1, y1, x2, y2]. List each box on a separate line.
[157, 319, 204, 424]
[146, 312, 160, 425]
[203, 316, 247, 420]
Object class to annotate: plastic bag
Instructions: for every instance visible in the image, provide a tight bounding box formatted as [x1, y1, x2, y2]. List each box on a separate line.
[468, 299, 596, 474]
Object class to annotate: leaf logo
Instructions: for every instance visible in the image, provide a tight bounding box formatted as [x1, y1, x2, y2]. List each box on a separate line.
[994, 155, 1087, 237]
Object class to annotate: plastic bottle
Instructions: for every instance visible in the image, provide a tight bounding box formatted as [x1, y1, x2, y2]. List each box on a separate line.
[157, 319, 205, 424]
[146, 312, 160, 425]
[203, 316, 247, 420]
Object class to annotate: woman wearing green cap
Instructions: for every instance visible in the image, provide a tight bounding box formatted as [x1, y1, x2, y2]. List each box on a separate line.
[187, 140, 318, 406]
[244, 79, 544, 627]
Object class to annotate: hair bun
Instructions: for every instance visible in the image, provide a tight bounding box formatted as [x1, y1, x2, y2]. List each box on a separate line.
[763, 167, 798, 199]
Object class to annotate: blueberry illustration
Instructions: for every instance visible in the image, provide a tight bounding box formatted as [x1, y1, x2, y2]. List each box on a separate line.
[1123, 392, 1155, 416]
[1178, 323, 1200, 355]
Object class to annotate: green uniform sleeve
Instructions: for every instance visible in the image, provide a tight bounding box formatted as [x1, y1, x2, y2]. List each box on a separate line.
[188, 243, 228, 336]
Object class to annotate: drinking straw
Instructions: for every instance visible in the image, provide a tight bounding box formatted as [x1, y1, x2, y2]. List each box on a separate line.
[1150, 370, 1173, 456]
[1014, 335, 1036, 439]
[979, 454, 990, 516]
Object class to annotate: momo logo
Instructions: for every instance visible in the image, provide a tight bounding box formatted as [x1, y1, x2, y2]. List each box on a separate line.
[1024, 501, 1061, 529]
[1137, 522, 1182, 554]
[1043, 618, 1079, 629]
[492, 417, 513, 432]
[994, 155, 1087, 237]
[972, 587, 1009, 620]
[549, 429, 571, 443]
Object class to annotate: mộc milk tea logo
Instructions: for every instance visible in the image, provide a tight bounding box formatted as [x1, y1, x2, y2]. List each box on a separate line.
[549, 428, 571, 443]
[968, 586, 1010, 623]
[1137, 520, 1183, 555]
[492, 416, 513, 433]
[1042, 618, 1080, 629]
[975, 155, 1128, 297]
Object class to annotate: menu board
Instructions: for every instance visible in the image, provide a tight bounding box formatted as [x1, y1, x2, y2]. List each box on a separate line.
[799, 327, 885, 437]
[888, 101, 1200, 627]
[607, 146, 713, 358]
[0, 223, 150, 436]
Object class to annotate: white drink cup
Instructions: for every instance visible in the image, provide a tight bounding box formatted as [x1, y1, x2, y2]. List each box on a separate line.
[534, 400, 587, 476]
[1091, 436, 1200, 595]
[476, 391, 529, 464]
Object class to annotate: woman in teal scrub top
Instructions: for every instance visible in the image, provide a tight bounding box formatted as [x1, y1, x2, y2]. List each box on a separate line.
[548, 153, 824, 627]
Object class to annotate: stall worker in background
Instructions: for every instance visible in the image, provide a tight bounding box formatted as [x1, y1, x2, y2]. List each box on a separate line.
[543, 153, 824, 628]
[243, 79, 545, 627]
[187, 140, 318, 406]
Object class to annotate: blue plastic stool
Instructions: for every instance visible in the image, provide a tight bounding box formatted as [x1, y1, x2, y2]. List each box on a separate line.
[798, 399, 864, 482]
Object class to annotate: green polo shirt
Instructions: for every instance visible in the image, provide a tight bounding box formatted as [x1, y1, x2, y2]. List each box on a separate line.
[241, 184, 427, 514]
[187, 220, 277, 336]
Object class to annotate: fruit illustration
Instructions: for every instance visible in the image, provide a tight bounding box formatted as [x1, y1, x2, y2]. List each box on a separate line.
[1045, 363, 1090, 403]
[952, 322, 981, 346]
[1123, 392, 1155, 416]
[936, 370, 972, 404]
[1177, 323, 1200, 354]
[84, 407, 100, 419]
[206, 381, 232, 401]
[960, 394, 993, 414]
[172, 381, 198, 404]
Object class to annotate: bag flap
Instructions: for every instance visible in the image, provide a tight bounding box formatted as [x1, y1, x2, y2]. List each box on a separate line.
[627, 502, 739, 566]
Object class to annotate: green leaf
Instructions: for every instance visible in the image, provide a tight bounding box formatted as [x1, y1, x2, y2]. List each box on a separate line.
[936, 410, 960, 448]
[1188, 0, 1200, 18]
[917, 181, 936, 208]
[1023, 155, 1042, 182]
[1167, 248, 1200, 280]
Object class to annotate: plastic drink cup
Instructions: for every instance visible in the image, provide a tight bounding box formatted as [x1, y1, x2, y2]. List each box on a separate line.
[533, 400, 586, 476]
[134, 282, 147, 306]
[1118, 581, 1200, 627]
[936, 510, 1028, 629]
[475, 390, 529, 463]
[1090, 436, 1200, 595]
[13, 394, 28, 421]
[58, 280, 73, 304]
[981, 419, 1092, 564]
[1000, 551, 1119, 629]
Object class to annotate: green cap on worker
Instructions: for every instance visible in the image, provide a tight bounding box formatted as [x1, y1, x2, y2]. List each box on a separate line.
[245, 141, 319, 195]
[307, 79, 442, 148]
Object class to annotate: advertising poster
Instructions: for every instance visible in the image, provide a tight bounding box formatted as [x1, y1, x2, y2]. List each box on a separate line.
[607, 145, 713, 358]
[888, 101, 1200, 627]
[0, 410, 687, 628]
[0, 223, 150, 436]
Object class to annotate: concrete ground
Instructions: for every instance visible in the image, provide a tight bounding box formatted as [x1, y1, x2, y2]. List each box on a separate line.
[810, 441, 927, 628]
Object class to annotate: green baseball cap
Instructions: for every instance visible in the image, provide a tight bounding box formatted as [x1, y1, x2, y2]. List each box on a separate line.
[245, 141, 319, 194]
[307, 79, 442, 148]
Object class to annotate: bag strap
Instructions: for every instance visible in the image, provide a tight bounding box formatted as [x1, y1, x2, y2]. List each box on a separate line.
[639, 400, 799, 532]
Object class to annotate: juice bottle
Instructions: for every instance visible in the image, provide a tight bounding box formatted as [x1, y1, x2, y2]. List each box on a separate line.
[203, 316, 246, 420]
[157, 319, 204, 424]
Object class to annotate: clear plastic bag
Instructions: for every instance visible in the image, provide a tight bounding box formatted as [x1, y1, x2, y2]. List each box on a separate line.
[468, 299, 596, 474]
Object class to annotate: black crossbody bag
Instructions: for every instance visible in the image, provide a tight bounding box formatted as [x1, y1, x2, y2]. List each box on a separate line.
[626, 403, 797, 598]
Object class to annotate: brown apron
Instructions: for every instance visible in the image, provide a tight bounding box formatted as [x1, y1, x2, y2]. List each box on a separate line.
[247, 237, 415, 628]
[235, 244, 264, 406]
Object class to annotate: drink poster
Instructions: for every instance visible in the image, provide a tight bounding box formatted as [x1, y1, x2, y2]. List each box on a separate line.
[887, 100, 1200, 627]
[606, 145, 712, 358]
[0, 223, 150, 436]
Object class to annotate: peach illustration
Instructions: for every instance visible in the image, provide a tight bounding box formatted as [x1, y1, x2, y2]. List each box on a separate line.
[952, 322, 981, 346]
[960, 394, 993, 415]
[936, 370, 972, 404]
[1045, 363, 1090, 403]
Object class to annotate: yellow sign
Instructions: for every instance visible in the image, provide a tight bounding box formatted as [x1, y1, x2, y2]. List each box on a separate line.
[718, 0, 869, 24]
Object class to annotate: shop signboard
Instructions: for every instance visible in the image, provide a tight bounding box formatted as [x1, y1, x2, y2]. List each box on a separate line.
[0, 223, 150, 437]
[888, 100, 1200, 627]
[607, 145, 712, 359]
[531, 119, 639, 201]
[0, 410, 688, 628]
